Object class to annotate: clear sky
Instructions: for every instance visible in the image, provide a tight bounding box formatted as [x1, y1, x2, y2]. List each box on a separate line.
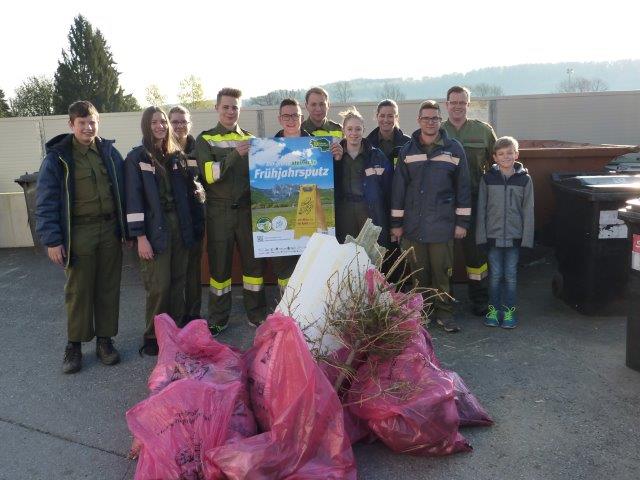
[3, 0, 639, 104]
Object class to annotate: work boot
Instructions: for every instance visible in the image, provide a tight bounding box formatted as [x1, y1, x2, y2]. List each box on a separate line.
[484, 305, 500, 327]
[501, 306, 518, 329]
[138, 337, 159, 356]
[96, 337, 121, 365]
[62, 342, 82, 374]
[436, 317, 461, 333]
[246, 315, 264, 329]
[209, 318, 229, 337]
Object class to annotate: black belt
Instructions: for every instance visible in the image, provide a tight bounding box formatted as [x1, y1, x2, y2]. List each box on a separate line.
[73, 213, 116, 225]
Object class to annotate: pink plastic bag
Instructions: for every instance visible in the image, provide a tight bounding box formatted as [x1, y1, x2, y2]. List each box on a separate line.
[126, 379, 240, 480]
[206, 313, 357, 479]
[148, 313, 257, 441]
[445, 371, 494, 427]
[347, 343, 471, 456]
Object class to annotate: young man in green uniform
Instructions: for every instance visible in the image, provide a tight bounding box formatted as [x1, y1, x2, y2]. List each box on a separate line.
[301, 86, 344, 160]
[443, 86, 497, 316]
[195, 88, 266, 333]
[36, 101, 127, 373]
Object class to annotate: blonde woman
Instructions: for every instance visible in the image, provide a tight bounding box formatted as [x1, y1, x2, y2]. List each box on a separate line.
[335, 107, 393, 246]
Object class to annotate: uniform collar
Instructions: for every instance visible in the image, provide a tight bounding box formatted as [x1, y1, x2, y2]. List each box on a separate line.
[72, 136, 98, 155]
[216, 122, 244, 136]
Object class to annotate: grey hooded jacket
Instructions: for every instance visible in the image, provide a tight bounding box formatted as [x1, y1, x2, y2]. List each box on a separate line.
[476, 162, 534, 248]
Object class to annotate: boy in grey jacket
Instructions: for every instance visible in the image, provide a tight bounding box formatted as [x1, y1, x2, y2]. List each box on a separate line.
[476, 136, 534, 328]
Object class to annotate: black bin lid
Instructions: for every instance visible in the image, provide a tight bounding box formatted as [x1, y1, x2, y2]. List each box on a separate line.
[563, 174, 640, 190]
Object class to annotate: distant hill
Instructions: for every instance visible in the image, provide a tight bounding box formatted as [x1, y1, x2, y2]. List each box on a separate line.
[319, 60, 640, 101]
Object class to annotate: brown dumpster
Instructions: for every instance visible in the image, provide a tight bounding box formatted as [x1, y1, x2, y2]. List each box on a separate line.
[518, 140, 639, 244]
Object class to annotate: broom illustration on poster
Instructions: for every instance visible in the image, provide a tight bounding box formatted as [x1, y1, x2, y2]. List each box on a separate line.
[294, 184, 327, 238]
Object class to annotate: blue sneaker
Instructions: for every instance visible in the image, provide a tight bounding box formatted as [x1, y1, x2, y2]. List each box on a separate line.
[484, 305, 500, 327]
[501, 306, 518, 329]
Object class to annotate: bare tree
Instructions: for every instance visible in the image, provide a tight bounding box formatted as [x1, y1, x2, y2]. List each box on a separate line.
[470, 83, 504, 97]
[145, 84, 166, 107]
[332, 81, 353, 103]
[557, 77, 609, 93]
[178, 75, 207, 110]
[377, 83, 406, 101]
[10, 76, 55, 117]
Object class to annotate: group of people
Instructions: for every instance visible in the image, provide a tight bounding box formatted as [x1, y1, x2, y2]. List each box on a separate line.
[35, 85, 534, 375]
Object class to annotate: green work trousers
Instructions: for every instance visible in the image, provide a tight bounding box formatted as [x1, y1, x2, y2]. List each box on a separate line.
[271, 255, 299, 296]
[65, 218, 122, 342]
[206, 203, 266, 325]
[139, 212, 188, 338]
[402, 238, 454, 320]
[184, 238, 203, 322]
[461, 200, 488, 308]
[335, 200, 369, 243]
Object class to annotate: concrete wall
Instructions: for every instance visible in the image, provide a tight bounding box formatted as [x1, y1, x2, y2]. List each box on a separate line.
[0, 192, 33, 247]
[2, 91, 638, 248]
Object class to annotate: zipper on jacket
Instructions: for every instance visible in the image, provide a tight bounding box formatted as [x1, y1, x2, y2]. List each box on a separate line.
[502, 175, 508, 246]
[58, 155, 72, 269]
[108, 151, 126, 240]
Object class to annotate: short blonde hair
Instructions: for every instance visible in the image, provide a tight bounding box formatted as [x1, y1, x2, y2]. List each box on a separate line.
[494, 136, 519, 153]
[339, 106, 364, 128]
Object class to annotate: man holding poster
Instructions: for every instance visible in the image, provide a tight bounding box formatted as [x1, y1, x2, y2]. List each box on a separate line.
[249, 99, 337, 285]
[195, 88, 266, 333]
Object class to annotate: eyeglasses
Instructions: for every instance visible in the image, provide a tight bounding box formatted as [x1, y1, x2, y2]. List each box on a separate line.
[447, 101, 468, 106]
[280, 114, 302, 121]
[170, 120, 190, 126]
[419, 116, 441, 124]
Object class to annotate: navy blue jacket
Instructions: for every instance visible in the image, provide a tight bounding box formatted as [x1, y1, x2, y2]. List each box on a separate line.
[366, 126, 411, 166]
[124, 145, 203, 253]
[391, 128, 471, 243]
[336, 138, 393, 246]
[35, 134, 127, 267]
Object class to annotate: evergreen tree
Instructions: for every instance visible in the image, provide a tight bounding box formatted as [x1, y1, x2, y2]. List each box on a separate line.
[53, 15, 140, 114]
[0, 89, 10, 117]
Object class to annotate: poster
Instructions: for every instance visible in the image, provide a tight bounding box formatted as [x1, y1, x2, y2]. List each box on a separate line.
[249, 136, 335, 258]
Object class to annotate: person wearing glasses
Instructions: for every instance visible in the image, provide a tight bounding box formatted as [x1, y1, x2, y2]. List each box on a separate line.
[335, 106, 392, 247]
[125, 106, 203, 355]
[443, 86, 497, 317]
[391, 100, 471, 333]
[268, 98, 311, 295]
[169, 105, 205, 325]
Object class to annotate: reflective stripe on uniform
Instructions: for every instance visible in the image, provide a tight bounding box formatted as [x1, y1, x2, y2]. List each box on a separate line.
[456, 207, 472, 215]
[204, 161, 220, 184]
[186, 159, 198, 167]
[431, 154, 460, 166]
[466, 264, 488, 281]
[139, 162, 155, 173]
[312, 130, 343, 138]
[365, 167, 385, 176]
[391, 209, 404, 217]
[210, 277, 232, 296]
[277, 277, 289, 287]
[127, 213, 144, 223]
[201, 132, 253, 148]
[243, 275, 264, 292]
[405, 154, 427, 163]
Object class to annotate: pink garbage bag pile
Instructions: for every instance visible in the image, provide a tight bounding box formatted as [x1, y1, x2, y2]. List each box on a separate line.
[126, 270, 492, 479]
